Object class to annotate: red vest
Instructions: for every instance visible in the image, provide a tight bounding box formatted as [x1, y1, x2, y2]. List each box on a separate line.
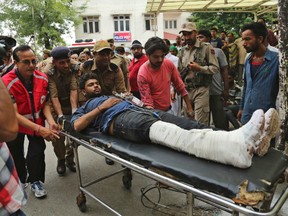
[2, 69, 49, 136]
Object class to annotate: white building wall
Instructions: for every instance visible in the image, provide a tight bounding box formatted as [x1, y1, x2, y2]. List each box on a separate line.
[72, 0, 190, 46]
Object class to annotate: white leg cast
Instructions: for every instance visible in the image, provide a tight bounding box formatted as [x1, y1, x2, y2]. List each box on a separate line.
[149, 109, 265, 168]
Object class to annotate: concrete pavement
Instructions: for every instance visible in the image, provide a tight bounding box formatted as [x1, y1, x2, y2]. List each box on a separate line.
[22, 140, 288, 216]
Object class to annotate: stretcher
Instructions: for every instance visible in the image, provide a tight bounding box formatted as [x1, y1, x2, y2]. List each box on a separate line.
[60, 118, 288, 216]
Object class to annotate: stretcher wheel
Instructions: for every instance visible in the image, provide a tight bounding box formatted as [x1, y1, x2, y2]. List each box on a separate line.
[122, 169, 132, 189]
[76, 193, 87, 212]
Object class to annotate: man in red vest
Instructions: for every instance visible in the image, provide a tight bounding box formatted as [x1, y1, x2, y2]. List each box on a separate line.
[2, 45, 59, 199]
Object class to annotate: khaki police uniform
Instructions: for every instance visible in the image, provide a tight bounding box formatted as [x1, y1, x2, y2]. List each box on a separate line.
[178, 40, 219, 125]
[110, 53, 129, 90]
[37, 57, 52, 73]
[47, 65, 78, 163]
[81, 59, 127, 99]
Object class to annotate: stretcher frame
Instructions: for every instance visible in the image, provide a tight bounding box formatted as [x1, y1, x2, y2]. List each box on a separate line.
[60, 127, 288, 216]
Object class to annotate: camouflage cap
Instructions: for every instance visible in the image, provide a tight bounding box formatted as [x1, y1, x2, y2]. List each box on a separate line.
[179, 22, 197, 34]
[93, 40, 112, 52]
[43, 49, 51, 55]
[107, 38, 114, 44]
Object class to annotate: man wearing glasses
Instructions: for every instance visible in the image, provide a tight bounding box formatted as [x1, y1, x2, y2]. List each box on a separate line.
[178, 22, 219, 125]
[81, 40, 127, 96]
[2, 45, 59, 199]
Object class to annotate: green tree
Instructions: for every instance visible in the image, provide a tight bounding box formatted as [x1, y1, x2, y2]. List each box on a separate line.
[189, 12, 276, 38]
[0, 0, 86, 50]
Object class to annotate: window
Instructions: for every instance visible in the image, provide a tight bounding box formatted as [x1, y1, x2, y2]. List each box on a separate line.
[83, 16, 99, 33]
[114, 15, 130, 32]
[144, 14, 156, 31]
[164, 20, 177, 29]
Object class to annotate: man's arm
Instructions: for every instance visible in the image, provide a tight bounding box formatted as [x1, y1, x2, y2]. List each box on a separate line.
[0, 78, 18, 142]
[220, 65, 229, 101]
[137, 74, 154, 109]
[120, 58, 130, 91]
[70, 90, 78, 113]
[48, 77, 63, 116]
[237, 66, 247, 121]
[73, 97, 122, 132]
[182, 94, 194, 118]
[70, 74, 79, 113]
[215, 49, 229, 101]
[42, 102, 59, 131]
[13, 103, 59, 141]
[177, 49, 185, 72]
[115, 67, 127, 93]
[51, 97, 63, 116]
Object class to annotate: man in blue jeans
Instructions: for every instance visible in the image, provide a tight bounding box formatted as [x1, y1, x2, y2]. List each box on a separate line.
[71, 73, 280, 169]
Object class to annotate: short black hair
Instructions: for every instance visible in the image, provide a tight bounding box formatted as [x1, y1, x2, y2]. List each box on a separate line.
[210, 27, 218, 32]
[227, 32, 235, 37]
[197, 30, 212, 40]
[241, 22, 268, 40]
[115, 46, 125, 54]
[13, 45, 34, 62]
[163, 38, 171, 46]
[144, 37, 169, 55]
[221, 30, 227, 34]
[79, 72, 98, 90]
[257, 18, 266, 23]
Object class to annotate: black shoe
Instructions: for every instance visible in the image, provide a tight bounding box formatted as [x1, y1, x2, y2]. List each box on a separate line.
[105, 158, 115, 165]
[66, 161, 76, 172]
[57, 159, 66, 176]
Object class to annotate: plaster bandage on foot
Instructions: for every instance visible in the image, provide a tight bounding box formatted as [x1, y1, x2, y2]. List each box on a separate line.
[148, 109, 265, 168]
[254, 108, 280, 156]
[240, 109, 265, 153]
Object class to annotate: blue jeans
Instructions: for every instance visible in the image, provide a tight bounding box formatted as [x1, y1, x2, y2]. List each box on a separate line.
[112, 107, 209, 143]
[10, 209, 26, 216]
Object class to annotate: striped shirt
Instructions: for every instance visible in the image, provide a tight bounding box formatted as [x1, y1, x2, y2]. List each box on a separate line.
[0, 142, 26, 216]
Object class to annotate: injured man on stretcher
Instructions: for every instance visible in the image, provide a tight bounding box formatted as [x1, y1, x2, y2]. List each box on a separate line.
[71, 73, 280, 169]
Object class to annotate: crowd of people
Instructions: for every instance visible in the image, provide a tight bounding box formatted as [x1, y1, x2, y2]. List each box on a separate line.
[0, 18, 280, 215]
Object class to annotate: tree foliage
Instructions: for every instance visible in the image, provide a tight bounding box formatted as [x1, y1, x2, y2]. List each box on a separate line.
[0, 0, 86, 49]
[189, 12, 277, 38]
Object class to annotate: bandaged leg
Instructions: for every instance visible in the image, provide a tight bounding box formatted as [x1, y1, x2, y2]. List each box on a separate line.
[149, 109, 265, 168]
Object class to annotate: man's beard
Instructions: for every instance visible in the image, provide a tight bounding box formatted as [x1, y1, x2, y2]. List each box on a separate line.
[185, 38, 196, 46]
[150, 61, 162, 69]
[85, 91, 102, 99]
[133, 52, 143, 59]
[245, 42, 260, 53]
[245, 45, 259, 53]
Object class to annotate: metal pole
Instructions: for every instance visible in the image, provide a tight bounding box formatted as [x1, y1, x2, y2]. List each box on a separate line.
[187, 192, 193, 216]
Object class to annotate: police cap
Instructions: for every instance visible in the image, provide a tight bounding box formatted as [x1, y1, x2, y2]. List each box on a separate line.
[51, 46, 71, 60]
